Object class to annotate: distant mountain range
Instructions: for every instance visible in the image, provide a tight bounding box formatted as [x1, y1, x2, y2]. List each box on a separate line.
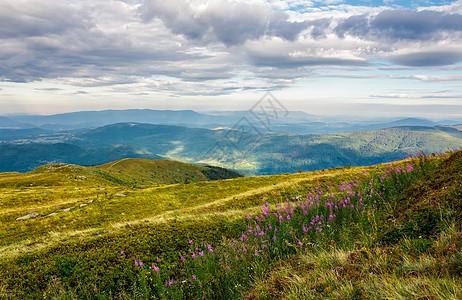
[2, 109, 460, 134]
[1, 120, 461, 175]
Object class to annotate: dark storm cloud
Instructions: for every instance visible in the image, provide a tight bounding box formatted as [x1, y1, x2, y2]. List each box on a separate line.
[335, 9, 462, 42]
[140, 0, 310, 46]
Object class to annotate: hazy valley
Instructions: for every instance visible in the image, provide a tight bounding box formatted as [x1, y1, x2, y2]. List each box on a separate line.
[1, 109, 461, 175]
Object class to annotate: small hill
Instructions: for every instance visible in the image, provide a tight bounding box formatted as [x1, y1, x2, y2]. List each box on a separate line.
[0, 158, 241, 188]
[91, 158, 242, 185]
[445, 125, 462, 131]
[0, 143, 165, 173]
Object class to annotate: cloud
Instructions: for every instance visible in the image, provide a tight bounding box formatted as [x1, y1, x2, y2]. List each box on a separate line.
[403, 74, 462, 82]
[0, 1, 92, 39]
[0, 1, 212, 83]
[243, 36, 370, 70]
[390, 51, 462, 66]
[1, 0, 462, 101]
[35, 88, 64, 91]
[335, 9, 462, 42]
[140, 0, 310, 46]
[371, 92, 461, 99]
[250, 53, 367, 68]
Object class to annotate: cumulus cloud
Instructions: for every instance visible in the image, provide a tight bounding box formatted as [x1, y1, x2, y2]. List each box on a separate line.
[0, 1, 92, 39]
[0, 0, 213, 83]
[335, 9, 462, 42]
[1, 0, 462, 100]
[140, 0, 310, 46]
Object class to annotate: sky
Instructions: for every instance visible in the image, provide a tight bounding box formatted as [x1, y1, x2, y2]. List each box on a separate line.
[0, 0, 461, 119]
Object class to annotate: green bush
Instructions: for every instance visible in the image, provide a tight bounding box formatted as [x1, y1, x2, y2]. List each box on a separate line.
[55, 256, 76, 277]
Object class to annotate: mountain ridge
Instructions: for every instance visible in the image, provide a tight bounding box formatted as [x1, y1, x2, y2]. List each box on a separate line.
[1, 123, 462, 174]
[5, 108, 460, 134]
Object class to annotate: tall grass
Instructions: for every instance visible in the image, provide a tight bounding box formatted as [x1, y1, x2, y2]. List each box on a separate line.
[118, 151, 442, 299]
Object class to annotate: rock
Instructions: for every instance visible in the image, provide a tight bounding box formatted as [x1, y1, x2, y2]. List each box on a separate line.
[62, 207, 72, 212]
[47, 213, 57, 217]
[73, 187, 80, 190]
[113, 193, 126, 197]
[88, 200, 93, 203]
[80, 204, 87, 207]
[16, 212, 39, 220]
[100, 188, 106, 191]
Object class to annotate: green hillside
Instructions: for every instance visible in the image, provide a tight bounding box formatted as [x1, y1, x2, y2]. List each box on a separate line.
[2, 124, 462, 175]
[0, 150, 460, 299]
[73, 123, 462, 175]
[250, 126, 462, 174]
[91, 158, 242, 185]
[0, 158, 241, 189]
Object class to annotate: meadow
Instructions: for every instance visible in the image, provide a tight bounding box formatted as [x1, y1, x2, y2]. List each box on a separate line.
[0, 151, 461, 299]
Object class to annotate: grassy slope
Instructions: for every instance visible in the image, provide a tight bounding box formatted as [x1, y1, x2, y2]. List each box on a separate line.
[0, 152, 460, 299]
[0, 159, 370, 298]
[91, 158, 241, 186]
[0, 159, 241, 253]
[0, 160, 358, 256]
[245, 152, 462, 299]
